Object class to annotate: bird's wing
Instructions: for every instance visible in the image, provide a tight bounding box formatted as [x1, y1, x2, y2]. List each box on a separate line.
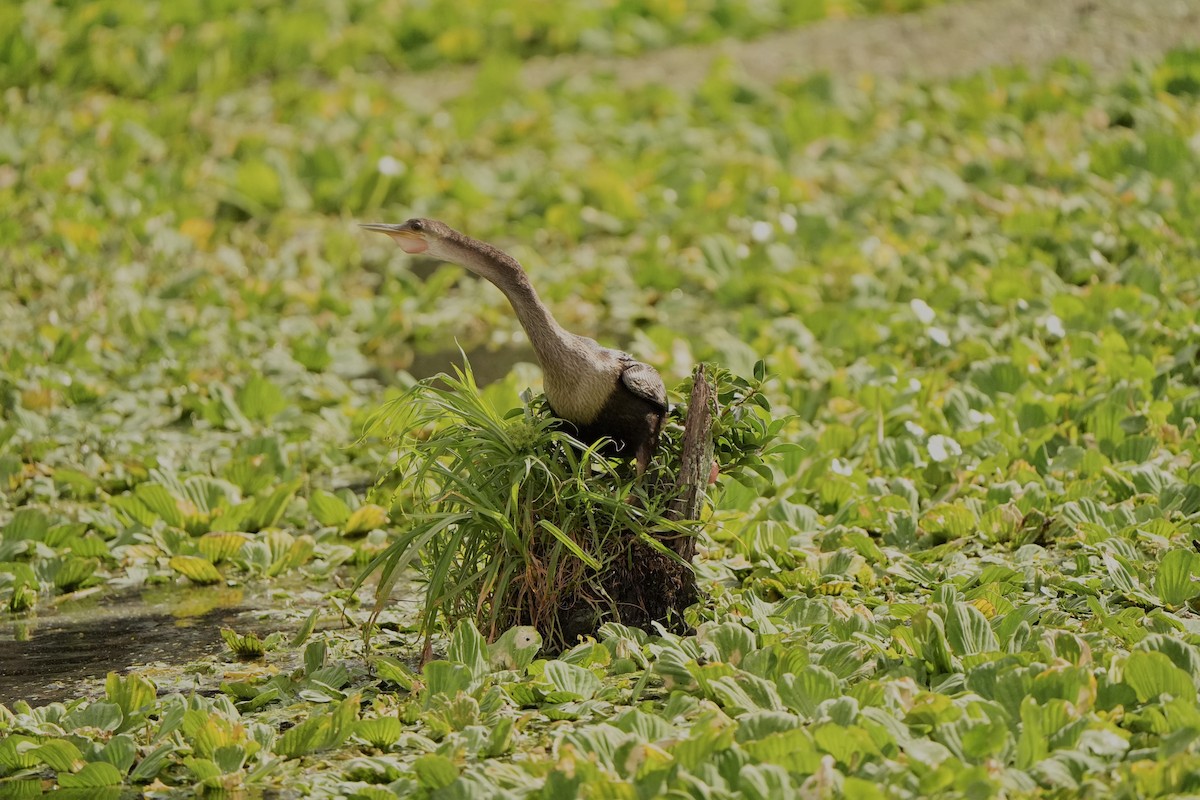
[620, 360, 668, 411]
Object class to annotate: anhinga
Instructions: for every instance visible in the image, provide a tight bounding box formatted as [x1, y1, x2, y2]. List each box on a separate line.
[361, 218, 668, 473]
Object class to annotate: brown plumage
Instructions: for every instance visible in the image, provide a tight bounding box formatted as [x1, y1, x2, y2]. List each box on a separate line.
[361, 218, 668, 473]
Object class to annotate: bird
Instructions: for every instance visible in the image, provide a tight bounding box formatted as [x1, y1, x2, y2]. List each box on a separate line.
[361, 218, 668, 474]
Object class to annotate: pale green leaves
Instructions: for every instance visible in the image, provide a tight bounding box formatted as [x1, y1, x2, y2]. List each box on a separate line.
[1123, 651, 1196, 704]
[1155, 549, 1200, 608]
[274, 696, 360, 758]
[488, 626, 544, 671]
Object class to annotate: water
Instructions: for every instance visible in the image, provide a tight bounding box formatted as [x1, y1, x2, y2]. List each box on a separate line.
[0, 583, 300, 707]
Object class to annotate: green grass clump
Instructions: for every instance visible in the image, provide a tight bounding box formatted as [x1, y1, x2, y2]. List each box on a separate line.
[357, 361, 776, 650]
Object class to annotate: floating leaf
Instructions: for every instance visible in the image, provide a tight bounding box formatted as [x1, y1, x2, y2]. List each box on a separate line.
[355, 717, 402, 748]
[423, 661, 474, 705]
[483, 717, 515, 757]
[245, 480, 303, 532]
[1155, 549, 1200, 608]
[447, 619, 488, 678]
[237, 374, 287, 422]
[129, 743, 175, 784]
[412, 754, 458, 790]
[51, 557, 99, 592]
[4, 508, 50, 540]
[133, 483, 186, 528]
[28, 739, 85, 772]
[543, 661, 601, 701]
[64, 701, 123, 733]
[343, 504, 388, 536]
[198, 532, 247, 563]
[699, 622, 757, 667]
[99, 734, 137, 774]
[373, 656, 416, 691]
[742, 727, 821, 775]
[105, 672, 156, 721]
[55, 761, 123, 788]
[309, 490, 352, 528]
[221, 628, 265, 659]
[169, 555, 223, 585]
[1124, 651, 1196, 703]
[290, 608, 320, 647]
[273, 696, 358, 758]
[946, 602, 1000, 655]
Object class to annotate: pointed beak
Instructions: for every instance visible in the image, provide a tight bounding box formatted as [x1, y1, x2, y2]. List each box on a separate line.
[360, 222, 429, 254]
[359, 222, 412, 236]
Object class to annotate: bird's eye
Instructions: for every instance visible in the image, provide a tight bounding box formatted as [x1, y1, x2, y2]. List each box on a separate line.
[410, 220, 424, 232]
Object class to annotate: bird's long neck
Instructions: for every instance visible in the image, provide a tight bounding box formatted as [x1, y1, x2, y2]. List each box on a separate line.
[443, 234, 576, 365]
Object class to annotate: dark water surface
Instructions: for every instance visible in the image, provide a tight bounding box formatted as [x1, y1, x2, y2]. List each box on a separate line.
[0, 584, 297, 707]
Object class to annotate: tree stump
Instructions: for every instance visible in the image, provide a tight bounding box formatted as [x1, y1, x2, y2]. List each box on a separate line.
[669, 364, 716, 553]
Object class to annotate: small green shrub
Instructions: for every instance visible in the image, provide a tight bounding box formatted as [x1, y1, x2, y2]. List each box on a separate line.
[355, 360, 776, 650]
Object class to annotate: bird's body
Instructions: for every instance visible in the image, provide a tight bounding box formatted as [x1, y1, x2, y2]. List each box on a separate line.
[362, 218, 667, 472]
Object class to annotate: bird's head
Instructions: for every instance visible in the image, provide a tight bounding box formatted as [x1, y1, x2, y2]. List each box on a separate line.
[360, 218, 454, 259]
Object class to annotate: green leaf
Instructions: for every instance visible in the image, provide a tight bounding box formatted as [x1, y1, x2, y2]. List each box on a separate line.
[700, 622, 758, 667]
[237, 374, 287, 422]
[133, 483, 185, 528]
[742, 727, 821, 775]
[536, 519, 601, 570]
[355, 717, 402, 748]
[221, 628, 266, 658]
[915, 610, 956, 673]
[447, 619, 488, 679]
[64, 701, 123, 733]
[373, 656, 416, 691]
[3, 508, 51, 540]
[28, 739, 85, 772]
[169, 555, 223, 585]
[946, 602, 1000, 655]
[184, 757, 222, 782]
[778, 666, 841, 718]
[309, 490, 352, 527]
[1124, 651, 1196, 703]
[290, 608, 320, 647]
[56, 761, 124, 788]
[483, 717, 515, 757]
[412, 753, 458, 789]
[198, 532, 247, 563]
[51, 557, 99, 592]
[1155, 548, 1200, 607]
[0, 735, 40, 770]
[543, 661, 601, 701]
[343, 504, 388, 536]
[245, 479, 304, 532]
[422, 661, 474, 705]
[274, 716, 329, 758]
[231, 159, 284, 213]
[212, 744, 247, 774]
[129, 743, 175, 783]
[99, 734, 137, 773]
[304, 640, 327, 675]
[265, 530, 314, 574]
